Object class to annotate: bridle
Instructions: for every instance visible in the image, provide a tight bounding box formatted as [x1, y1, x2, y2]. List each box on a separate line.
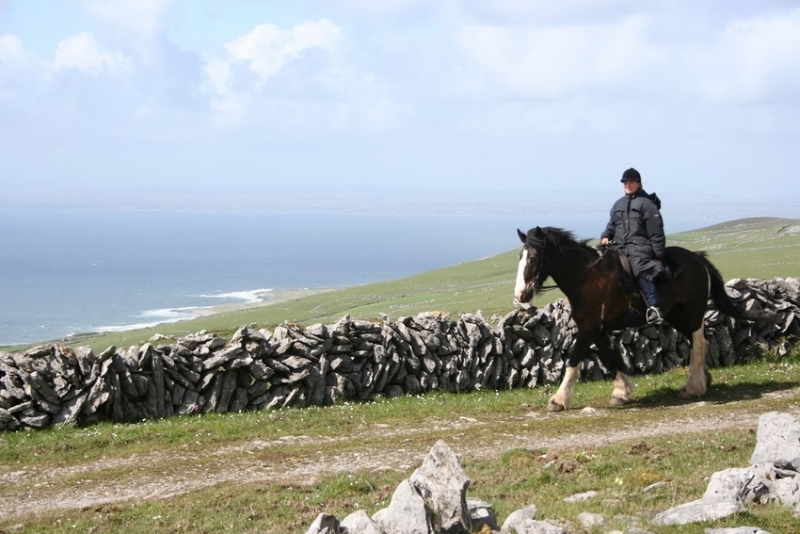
[522, 243, 556, 293]
[524, 241, 608, 293]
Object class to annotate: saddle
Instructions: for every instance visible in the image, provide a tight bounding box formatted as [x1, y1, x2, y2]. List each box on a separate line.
[614, 252, 638, 293]
[609, 249, 679, 293]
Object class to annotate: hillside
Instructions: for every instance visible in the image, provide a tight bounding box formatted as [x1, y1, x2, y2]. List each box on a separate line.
[7, 217, 800, 354]
[1, 218, 800, 533]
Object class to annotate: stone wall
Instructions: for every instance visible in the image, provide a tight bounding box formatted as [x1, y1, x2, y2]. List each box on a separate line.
[1, 277, 798, 431]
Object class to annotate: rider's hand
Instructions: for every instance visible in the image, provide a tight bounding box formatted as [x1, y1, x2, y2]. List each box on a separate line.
[601, 237, 610, 246]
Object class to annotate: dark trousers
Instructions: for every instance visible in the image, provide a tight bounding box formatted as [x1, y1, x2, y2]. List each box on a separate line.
[636, 277, 660, 308]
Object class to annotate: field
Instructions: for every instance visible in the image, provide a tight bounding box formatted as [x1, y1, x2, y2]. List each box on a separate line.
[25, 216, 800, 355]
[1, 217, 799, 533]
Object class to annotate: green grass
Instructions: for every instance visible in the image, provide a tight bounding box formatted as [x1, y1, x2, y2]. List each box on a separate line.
[2, 350, 800, 533]
[1, 216, 799, 532]
[5, 217, 798, 354]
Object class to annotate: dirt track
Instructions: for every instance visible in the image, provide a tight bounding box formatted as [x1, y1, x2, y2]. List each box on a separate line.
[2, 386, 799, 524]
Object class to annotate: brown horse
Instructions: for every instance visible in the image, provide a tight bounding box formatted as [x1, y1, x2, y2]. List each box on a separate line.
[514, 226, 773, 411]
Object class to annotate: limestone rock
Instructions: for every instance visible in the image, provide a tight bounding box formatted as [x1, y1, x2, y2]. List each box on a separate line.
[750, 412, 800, 471]
[303, 513, 339, 534]
[703, 468, 756, 503]
[467, 497, 498, 532]
[652, 498, 745, 526]
[500, 505, 537, 534]
[576, 511, 605, 529]
[704, 528, 771, 534]
[340, 510, 382, 534]
[372, 478, 432, 533]
[510, 519, 565, 534]
[409, 440, 471, 534]
[562, 490, 597, 503]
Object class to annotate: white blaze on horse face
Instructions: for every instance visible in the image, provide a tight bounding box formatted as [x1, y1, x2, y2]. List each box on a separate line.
[515, 248, 529, 301]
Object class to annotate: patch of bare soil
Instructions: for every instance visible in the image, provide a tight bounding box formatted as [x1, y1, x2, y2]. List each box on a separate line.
[2, 388, 800, 523]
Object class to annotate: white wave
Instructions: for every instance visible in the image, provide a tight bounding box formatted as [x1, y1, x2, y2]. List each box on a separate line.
[139, 306, 211, 319]
[198, 288, 274, 303]
[68, 290, 275, 338]
[92, 307, 205, 334]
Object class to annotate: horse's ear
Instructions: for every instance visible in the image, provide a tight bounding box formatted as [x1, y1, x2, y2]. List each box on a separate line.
[534, 226, 544, 238]
[517, 229, 526, 243]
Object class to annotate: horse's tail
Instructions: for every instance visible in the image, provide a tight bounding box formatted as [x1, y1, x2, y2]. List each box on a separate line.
[698, 252, 778, 323]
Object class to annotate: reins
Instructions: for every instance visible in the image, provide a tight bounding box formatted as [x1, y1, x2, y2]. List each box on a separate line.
[582, 246, 607, 276]
[529, 244, 608, 293]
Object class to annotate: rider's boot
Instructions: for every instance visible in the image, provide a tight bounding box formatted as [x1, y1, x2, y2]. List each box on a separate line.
[636, 276, 663, 325]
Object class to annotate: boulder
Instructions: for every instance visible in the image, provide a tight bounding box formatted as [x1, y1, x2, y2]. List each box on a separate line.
[340, 510, 382, 534]
[409, 440, 472, 534]
[303, 513, 339, 534]
[750, 412, 800, 471]
[652, 498, 745, 526]
[372, 479, 432, 534]
[703, 468, 756, 502]
[500, 505, 537, 534]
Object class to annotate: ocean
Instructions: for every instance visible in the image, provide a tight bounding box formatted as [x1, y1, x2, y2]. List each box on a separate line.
[0, 208, 613, 347]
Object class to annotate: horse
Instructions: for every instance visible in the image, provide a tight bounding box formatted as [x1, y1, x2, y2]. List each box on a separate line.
[513, 226, 774, 412]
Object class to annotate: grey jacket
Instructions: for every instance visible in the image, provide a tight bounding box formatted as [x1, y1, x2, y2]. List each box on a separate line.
[601, 189, 666, 281]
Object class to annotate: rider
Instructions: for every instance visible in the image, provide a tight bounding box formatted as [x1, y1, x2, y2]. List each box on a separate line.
[600, 168, 666, 324]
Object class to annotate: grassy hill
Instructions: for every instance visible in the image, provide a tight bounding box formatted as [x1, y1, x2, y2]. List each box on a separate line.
[2, 217, 800, 533]
[7, 217, 800, 354]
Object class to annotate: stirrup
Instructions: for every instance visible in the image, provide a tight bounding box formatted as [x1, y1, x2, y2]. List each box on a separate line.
[646, 306, 663, 325]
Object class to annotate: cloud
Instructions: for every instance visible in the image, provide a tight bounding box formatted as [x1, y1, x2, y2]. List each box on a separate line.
[332, 0, 430, 14]
[84, 0, 170, 36]
[455, 15, 665, 98]
[0, 33, 28, 63]
[207, 19, 343, 92]
[459, 0, 634, 24]
[53, 32, 129, 73]
[0, 34, 48, 102]
[203, 19, 343, 121]
[692, 9, 800, 104]
[0, 33, 36, 68]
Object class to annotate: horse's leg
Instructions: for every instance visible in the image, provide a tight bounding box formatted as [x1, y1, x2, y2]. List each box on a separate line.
[611, 372, 633, 406]
[679, 326, 709, 398]
[597, 335, 633, 406]
[547, 331, 592, 412]
[547, 362, 582, 412]
[594, 333, 632, 406]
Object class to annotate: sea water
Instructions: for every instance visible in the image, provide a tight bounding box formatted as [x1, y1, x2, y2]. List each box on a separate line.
[0, 208, 610, 346]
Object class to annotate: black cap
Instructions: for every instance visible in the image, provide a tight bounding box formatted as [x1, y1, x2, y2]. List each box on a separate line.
[620, 168, 641, 183]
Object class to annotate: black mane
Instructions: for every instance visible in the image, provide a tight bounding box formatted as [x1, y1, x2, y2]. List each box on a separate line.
[526, 226, 594, 254]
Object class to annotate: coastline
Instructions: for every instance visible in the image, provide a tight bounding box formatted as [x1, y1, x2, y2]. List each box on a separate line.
[183, 287, 336, 317]
[0, 288, 340, 350]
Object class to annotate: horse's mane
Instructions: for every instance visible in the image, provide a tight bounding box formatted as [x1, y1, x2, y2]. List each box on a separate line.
[526, 226, 596, 255]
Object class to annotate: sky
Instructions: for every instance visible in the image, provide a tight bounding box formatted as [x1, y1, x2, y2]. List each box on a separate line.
[1, 0, 799, 227]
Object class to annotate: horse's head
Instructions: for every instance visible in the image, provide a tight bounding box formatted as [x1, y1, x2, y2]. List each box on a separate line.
[514, 227, 549, 308]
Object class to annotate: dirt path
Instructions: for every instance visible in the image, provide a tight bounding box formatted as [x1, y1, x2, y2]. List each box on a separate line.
[3, 387, 799, 523]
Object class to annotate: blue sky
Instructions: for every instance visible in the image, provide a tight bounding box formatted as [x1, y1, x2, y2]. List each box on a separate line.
[1, 0, 799, 226]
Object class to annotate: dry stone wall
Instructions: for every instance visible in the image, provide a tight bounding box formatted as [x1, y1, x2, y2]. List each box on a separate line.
[1, 277, 798, 431]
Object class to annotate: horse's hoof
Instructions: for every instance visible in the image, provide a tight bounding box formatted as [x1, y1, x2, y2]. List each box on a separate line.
[547, 400, 566, 412]
[677, 389, 702, 400]
[609, 397, 628, 407]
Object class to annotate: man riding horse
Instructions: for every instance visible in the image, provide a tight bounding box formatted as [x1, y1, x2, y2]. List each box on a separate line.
[601, 167, 666, 325]
[514, 168, 777, 410]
